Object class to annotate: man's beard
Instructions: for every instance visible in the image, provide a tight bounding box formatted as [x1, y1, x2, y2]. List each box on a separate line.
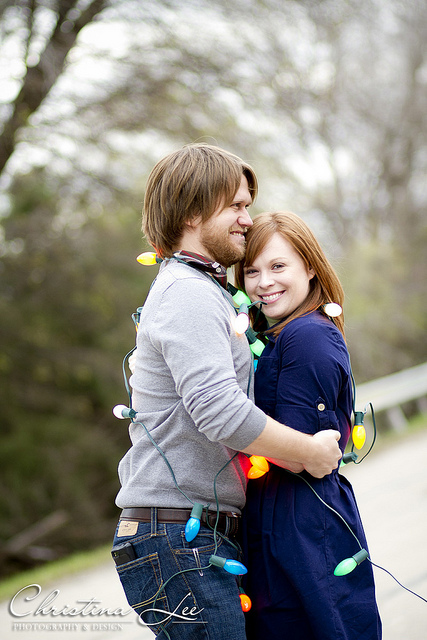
[200, 226, 246, 268]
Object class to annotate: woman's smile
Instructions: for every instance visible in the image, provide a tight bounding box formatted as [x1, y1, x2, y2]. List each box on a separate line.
[244, 232, 315, 322]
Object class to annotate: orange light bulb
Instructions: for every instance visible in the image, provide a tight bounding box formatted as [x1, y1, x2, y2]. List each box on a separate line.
[247, 455, 269, 479]
[239, 593, 252, 612]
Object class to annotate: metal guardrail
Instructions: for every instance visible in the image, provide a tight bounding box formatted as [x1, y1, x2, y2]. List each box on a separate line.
[354, 362, 427, 431]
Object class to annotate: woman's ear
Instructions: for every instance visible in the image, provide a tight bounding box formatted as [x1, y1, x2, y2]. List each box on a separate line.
[308, 266, 316, 280]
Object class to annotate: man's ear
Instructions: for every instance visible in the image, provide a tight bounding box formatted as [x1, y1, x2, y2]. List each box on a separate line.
[185, 214, 202, 230]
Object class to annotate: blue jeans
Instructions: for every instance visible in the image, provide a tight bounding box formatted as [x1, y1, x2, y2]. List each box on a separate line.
[112, 512, 247, 639]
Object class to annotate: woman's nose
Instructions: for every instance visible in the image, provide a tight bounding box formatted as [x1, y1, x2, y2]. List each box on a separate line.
[258, 271, 274, 288]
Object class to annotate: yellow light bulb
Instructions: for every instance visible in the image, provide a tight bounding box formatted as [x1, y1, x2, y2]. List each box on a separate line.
[247, 455, 269, 479]
[352, 424, 366, 449]
[247, 466, 267, 479]
[249, 455, 269, 472]
[137, 252, 158, 265]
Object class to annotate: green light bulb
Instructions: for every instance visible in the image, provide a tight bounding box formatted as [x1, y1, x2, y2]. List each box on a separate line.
[334, 557, 357, 576]
[233, 290, 251, 306]
[250, 339, 265, 356]
[334, 549, 369, 576]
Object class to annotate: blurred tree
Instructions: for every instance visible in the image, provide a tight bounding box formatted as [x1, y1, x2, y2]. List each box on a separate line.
[0, 168, 157, 574]
[0, 0, 107, 175]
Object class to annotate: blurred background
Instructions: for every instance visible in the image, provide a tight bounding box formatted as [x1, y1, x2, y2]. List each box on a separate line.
[0, 0, 426, 579]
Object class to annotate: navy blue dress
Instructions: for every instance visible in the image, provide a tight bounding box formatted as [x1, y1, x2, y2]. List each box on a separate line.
[242, 311, 382, 640]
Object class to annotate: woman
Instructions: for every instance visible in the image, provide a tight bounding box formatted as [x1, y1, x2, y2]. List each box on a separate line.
[235, 211, 382, 640]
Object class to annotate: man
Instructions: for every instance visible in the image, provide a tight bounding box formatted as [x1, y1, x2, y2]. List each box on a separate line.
[112, 143, 341, 639]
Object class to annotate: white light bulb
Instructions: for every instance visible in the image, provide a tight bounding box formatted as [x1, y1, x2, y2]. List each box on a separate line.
[112, 404, 128, 419]
[323, 303, 342, 317]
[234, 313, 250, 335]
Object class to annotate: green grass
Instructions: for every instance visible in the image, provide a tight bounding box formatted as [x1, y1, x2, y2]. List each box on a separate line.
[0, 544, 111, 602]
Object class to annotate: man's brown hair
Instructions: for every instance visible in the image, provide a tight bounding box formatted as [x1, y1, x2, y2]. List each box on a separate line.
[142, 143, 257, 257]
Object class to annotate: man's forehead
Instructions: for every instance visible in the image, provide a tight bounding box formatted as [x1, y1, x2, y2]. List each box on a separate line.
[232, 175, 252, 204]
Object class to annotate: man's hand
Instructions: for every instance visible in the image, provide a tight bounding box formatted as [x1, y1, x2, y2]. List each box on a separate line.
[303, 430, 341, 478]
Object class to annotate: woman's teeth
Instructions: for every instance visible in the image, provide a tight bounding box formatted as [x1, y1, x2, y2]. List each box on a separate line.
[261, 292, 283, 302]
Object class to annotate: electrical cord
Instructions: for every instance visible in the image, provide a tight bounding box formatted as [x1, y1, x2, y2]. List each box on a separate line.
[288, 469, 427, 604]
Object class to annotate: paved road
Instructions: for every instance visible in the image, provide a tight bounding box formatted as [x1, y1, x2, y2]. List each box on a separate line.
[344, 428, 427, 639]
[1, 428, 426, 639]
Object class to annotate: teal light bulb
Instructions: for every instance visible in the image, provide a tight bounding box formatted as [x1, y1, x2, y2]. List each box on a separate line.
[209, 555, 248, 575]
[185, 517, 200, 542]
[185, 503, 203, 542]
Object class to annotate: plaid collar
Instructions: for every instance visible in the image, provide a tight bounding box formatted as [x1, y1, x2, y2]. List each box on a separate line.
[172, 251, 228, 290]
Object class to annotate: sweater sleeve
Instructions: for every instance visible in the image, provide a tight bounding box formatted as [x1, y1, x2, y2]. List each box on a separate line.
[148, 276, 266, 450]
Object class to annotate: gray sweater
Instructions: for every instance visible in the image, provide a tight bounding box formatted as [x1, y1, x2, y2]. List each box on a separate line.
[115, 259, 267, 513]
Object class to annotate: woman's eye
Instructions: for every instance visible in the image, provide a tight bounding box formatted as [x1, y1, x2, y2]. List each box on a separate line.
[272, 263, 285, 270]
[244, 268, 257, 276]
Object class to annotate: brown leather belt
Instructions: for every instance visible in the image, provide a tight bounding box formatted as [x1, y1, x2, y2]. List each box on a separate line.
[120, 507, 240, 536]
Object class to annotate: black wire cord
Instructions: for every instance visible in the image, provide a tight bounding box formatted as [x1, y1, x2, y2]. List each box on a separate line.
[368, 561, 427, 604]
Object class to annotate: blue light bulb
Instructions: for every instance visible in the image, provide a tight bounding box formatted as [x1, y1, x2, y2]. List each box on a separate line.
[209, 555, 248, 575]
[185, 503, 204, 542]
[223, 559, 248, 575]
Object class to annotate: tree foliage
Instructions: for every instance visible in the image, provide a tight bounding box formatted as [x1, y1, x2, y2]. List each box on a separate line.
[0, 168, 156, 574]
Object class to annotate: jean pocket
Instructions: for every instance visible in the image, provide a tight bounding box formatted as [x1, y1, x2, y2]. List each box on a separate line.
[115, 550, 170, 633]
[179, 528, 221, 552]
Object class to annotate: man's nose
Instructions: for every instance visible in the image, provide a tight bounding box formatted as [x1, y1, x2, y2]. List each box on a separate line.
[238, 209, 253, 228]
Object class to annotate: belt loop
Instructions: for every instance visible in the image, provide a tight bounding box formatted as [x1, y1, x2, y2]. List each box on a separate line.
[223, 515, 230, 537]
[150, 507, 157, 537]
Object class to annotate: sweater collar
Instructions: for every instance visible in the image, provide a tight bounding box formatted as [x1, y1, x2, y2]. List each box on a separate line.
[172, 251, 228, 290]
